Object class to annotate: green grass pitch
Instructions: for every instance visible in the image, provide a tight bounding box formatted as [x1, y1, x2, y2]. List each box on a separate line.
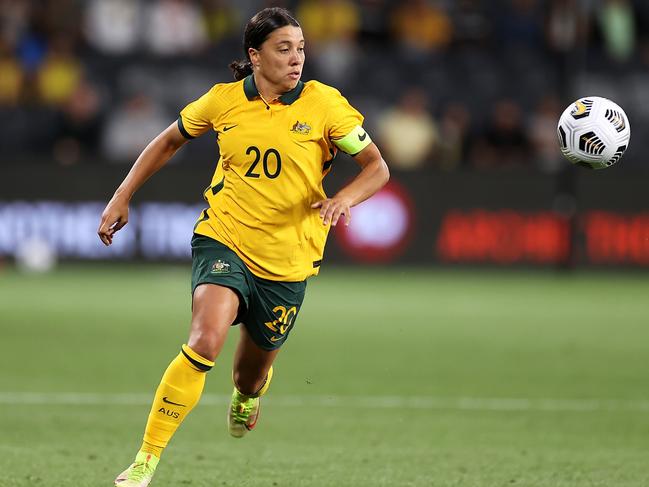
[1, 264, 649, 486]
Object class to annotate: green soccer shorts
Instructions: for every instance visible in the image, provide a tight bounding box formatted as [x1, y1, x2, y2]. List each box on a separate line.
[190, 234, 307, 351]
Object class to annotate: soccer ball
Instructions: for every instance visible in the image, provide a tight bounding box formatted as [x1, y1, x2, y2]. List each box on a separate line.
[557, 96, 630, 169]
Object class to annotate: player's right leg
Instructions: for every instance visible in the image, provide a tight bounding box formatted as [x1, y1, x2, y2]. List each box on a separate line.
[115, 284, 239, 487]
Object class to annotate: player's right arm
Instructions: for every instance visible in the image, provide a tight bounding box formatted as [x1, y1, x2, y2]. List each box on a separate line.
[97, 121, 189, 246]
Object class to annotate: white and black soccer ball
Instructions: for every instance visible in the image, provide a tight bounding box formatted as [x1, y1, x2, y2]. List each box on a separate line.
[557, 96, 630, 169]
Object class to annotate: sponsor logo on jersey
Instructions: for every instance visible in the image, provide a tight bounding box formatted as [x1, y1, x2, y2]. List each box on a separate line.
[211, 260, 231, 274]
[290, 121, 311, 135]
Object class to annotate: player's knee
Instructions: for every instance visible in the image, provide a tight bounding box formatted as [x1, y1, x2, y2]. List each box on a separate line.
[187, 330, 220, 363]
[180, 344, 214, 372]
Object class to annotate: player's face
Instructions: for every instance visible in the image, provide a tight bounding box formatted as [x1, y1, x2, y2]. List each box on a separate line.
[251, 26, 305, 93]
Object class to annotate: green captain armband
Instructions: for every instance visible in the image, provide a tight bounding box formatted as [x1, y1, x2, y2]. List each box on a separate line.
[332, 125, 372, 155]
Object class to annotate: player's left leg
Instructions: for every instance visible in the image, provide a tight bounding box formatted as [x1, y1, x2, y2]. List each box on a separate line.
[228, 325, 279, 437]
[227, 275, 306, 438]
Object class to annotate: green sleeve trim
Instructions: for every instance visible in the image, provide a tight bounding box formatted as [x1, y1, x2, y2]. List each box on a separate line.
[177, 116, 194, 139]
[332, 125, 372, 155]
[211, 178, 224, 195]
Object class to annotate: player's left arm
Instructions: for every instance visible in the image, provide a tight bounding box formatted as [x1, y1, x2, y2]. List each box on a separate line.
[311, 142, 389, 227]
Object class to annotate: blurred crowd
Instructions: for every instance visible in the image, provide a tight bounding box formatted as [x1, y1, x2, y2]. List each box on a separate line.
[1, 0, 649, 171]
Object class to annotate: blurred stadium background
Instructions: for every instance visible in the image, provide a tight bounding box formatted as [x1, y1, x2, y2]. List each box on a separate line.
[2, 1, 649, 486]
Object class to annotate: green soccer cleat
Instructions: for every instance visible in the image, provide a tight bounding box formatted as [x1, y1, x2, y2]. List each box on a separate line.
[228, 389, 260, 438]
[114, 450, 159, 487]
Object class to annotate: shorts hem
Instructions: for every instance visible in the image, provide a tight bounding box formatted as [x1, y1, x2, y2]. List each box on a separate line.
[241, 321, 288, 351]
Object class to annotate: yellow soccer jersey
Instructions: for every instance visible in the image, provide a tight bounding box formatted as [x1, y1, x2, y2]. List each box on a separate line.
[179, 75, 372, 281]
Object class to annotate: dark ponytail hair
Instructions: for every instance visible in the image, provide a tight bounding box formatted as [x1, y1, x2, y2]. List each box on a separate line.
[229, 7, 300, 81]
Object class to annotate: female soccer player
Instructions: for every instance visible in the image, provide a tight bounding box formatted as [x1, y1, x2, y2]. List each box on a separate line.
[98, 7, 389, 487]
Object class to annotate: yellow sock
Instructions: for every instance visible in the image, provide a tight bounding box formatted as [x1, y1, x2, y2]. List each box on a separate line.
[140, 344, 214, 457]
[255, 365, 273, 397]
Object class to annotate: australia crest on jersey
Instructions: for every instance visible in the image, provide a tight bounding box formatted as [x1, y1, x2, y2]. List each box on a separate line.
[290, 120, 311, 135]
[210, 259, 230, 274]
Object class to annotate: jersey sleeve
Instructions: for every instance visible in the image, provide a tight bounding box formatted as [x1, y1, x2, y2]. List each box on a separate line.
[326, 89, 372, 155]
[178, 84, 223, 139]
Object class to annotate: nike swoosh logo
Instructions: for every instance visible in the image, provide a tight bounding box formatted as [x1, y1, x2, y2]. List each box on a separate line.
[223, 125, 238, 132]
[162, 397, 186, 407]
[270, 336, 282, 342]
[358, 132, 367, 141]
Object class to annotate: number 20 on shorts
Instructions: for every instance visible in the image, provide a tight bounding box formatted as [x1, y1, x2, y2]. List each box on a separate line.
[264, 305, 297, 335]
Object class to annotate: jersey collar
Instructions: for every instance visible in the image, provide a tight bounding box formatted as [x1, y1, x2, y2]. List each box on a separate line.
[243, 75, 304, 105]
